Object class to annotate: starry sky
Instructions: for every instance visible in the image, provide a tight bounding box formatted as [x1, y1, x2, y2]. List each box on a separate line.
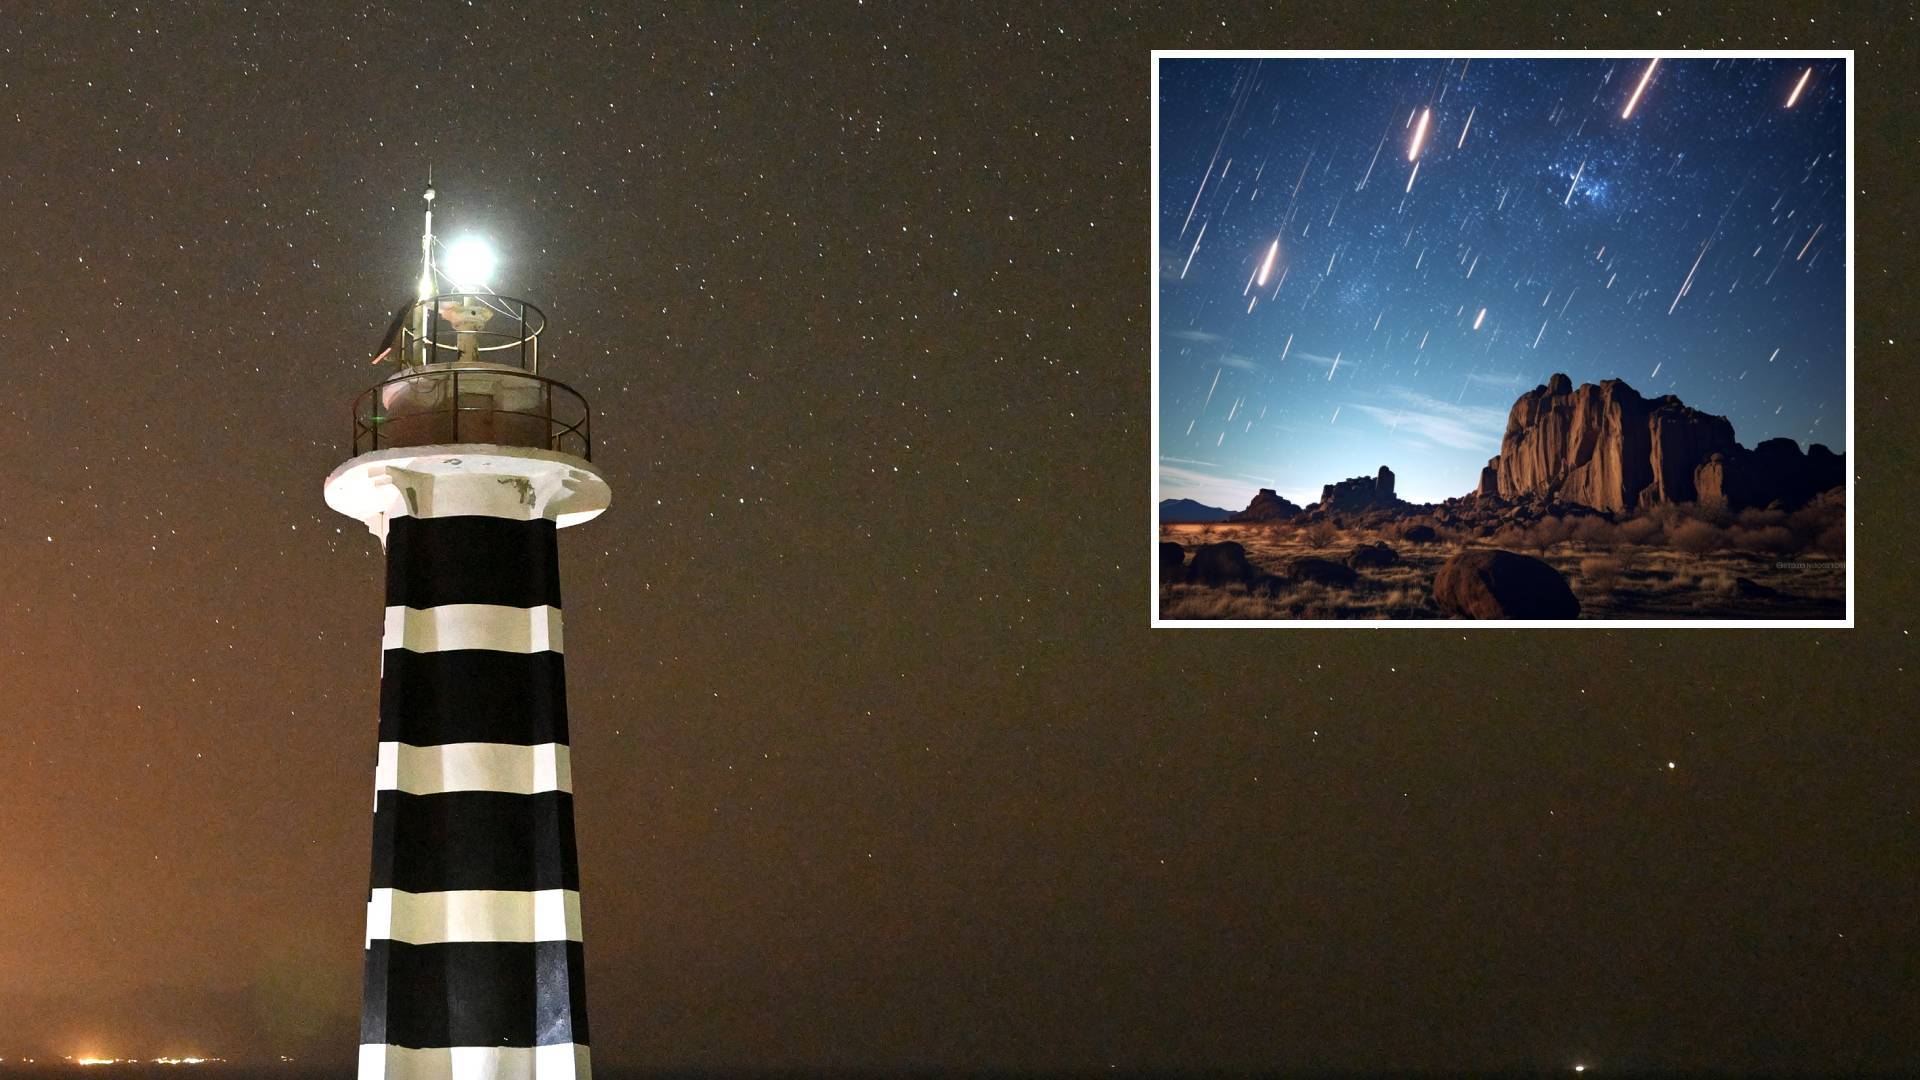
[1159, 56, 1846, 509]
[2, 4, 1918, 1077]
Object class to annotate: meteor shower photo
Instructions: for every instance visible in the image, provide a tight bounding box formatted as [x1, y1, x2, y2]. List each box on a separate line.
[1155, 54, 1849, 624]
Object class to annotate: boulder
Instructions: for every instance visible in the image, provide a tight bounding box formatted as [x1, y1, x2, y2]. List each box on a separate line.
[1433, 549, 1581, 619]
[1185, 541, 1259, 585]
[1159, 542, 1186, 581]
[1228, 488, 1304, 523]
[1346, 542, 1399, 569]
[1287, 556, 1357, 588]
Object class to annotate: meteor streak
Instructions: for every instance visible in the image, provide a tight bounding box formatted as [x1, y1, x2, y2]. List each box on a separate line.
[1473, 307, 1486, 330]
[1786, 66, 1812, 108]
[1279, 333, 1293, 364]
[1358, 126, 1387, 190]
[1621, 58, 1658, 120]
[1669, 239, 1708, 314]
[1565, 159, 1585, 206]
[1406, 159, 1421, 193]
[1532, 318, 1548, 349]
[1179, 220, 1207, 279]
[1201, 367, 1221, 411]
[1797, 223, 1823, 260]
[1257, 237, 1280, 285]
[1407, 108, 1431, 162]
[1327, 351, 1341, 380]
[1457, 106, 1474, 148]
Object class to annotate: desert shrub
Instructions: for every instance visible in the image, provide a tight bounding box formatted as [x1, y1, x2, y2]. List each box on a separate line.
[1569, 516, 1615, 547]
[1518, 517, 1574, 555]
[1490, 523, 1530, 550]
[1727, 524, 1796, 555]
[1669, 518, 1724, 556]
[1689, 501, 1734, 528]
[1736, 507, 1789, 530]
[1301, 519, 1338, 549]
[1787, 492, 1845, 550]
[1679, 567, 1738, 598]
[1615, 516, 1664, 546]
[1579, 555, 1623, 590]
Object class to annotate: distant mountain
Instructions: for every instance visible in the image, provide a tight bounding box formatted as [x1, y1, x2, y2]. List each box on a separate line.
[1160, 497, 1233, 523]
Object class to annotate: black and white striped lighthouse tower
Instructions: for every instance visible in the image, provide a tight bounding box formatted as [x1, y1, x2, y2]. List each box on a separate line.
[325, 184, 609, 1080]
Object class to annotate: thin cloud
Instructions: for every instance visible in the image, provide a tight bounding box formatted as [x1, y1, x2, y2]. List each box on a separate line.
[1465, 370, 1529, 390]
[1349, 386, 1506, 452]
[1293, 350, 1351, 370]
[1167, 330, 1225, 343]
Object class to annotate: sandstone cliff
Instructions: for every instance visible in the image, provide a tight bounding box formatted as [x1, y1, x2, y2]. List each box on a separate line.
[1480, 374, 1839, 513]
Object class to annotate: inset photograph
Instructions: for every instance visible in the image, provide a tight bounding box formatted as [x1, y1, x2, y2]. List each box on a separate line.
[1153, 53, 1850, 626]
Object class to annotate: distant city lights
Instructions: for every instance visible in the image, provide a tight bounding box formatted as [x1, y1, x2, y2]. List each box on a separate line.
[53, 1056, 224, 1067]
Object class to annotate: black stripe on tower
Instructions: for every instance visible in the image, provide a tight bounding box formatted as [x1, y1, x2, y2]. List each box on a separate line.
[378, 650, 570, 746]
[385, 515, 563, 610]
[364, 510, 588, 1058]
[370, 790, 580, 893]
[362, 939, 589, 1047]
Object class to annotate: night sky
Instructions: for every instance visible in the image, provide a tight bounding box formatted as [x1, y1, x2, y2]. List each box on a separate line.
[1159, 57, 1846, 509]
[3, 5, 1918, 1077]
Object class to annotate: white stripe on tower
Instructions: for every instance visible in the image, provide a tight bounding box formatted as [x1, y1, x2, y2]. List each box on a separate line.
[382, 604, 565, 654]
[375, 742, 573, 795]
[366, 888, 582, 945]
[359, 1044, 590, 1080]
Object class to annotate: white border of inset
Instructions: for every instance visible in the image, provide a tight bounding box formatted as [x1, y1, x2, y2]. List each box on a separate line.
[1150, 49, 1854, 630]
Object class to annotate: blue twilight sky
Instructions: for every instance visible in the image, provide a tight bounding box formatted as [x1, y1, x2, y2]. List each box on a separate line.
[1157, 57, 1845, 510]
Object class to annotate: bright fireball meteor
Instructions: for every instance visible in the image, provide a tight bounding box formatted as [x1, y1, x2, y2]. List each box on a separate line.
[1621, 58, 1658, 120]
[1786, 66, 1812, 108]
[1407, 107, 1432, 161]
[1473, 307, 1487, 330]
[1257, 238, 1280, 286]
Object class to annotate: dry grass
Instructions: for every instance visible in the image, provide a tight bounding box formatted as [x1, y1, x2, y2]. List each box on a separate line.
[1160, 498, 1845, 621]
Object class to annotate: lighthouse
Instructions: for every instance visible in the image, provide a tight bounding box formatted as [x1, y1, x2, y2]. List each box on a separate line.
[325, 184, 610, 1080]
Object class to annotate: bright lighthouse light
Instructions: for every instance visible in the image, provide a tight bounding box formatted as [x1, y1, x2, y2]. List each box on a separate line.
[443, 236, 497, 287]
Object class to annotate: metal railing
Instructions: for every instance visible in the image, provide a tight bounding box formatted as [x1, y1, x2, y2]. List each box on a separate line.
[351, 364, 592, 459]
[373, 293, 548, 372]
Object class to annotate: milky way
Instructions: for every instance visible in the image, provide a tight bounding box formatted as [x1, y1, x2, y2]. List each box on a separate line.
[1159, 57, 1846, 509]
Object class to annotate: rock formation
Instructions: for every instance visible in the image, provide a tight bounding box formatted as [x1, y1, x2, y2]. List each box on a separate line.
[1228, 488, 1303, 523]
[1695, 437, 1843, 511]
[1317, 466, 1403, 514]
[1479, 374, 1841, 513]
[1433, 549, 1581, 619]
